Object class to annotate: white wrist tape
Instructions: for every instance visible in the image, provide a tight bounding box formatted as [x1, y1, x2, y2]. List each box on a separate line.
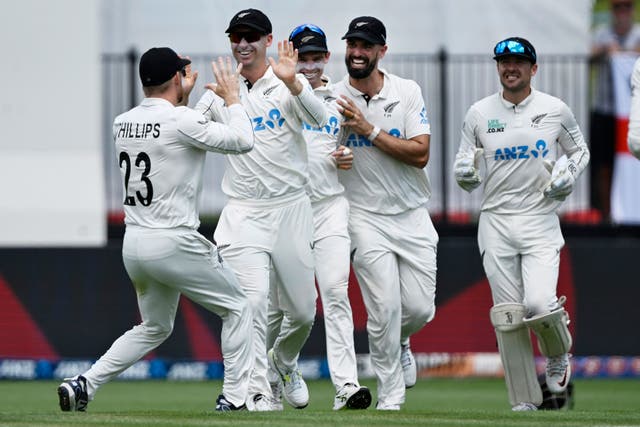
[368, 126, 381, 142]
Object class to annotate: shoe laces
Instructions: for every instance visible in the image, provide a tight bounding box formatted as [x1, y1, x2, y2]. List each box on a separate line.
[547, 355, 568, 376]
[284, 370, 303, 390]
[401, 345, 413, 368]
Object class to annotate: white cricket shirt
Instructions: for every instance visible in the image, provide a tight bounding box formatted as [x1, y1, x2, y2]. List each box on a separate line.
[303, 76, 345, 203]
[333, 69, 432, 215]
[196, 67, 328, 200]
[113, 98, 253, 229]
[457, 89, 590, 215]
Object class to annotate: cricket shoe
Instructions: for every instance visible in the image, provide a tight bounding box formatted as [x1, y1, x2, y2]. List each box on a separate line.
[546, 353, 571, 394]
[512, 402, 538, 411]
[246, 393, 273, 411]
[333, 383, 372, 410]
[215, 394, 246, 412]
[376, 401, 401, 411]
[401, 344, 417, 388]
[57, 375, 88, 412]
[268, 348, 309, 408]
[268, 365, 284, 411]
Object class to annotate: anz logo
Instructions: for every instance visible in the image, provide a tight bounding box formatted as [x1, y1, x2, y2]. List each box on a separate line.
[303, 115, 340, 135]
[344, 128, 401, 147]
[494, 139, 549, 161]
[253, 108, 286, 131]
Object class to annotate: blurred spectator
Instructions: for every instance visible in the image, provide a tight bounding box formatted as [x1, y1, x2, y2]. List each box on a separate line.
[590, 0, 640, 221]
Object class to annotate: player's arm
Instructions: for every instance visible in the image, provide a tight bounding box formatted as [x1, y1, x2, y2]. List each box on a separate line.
[542, 103, 590, 201]
[336, 95, 429, 168]
[556, 103, 590, 178]
[628, 59, 640, 160]
[270, 40, 328, 128]
[453, 107, 484, 192]
[177, 58, 254, 154]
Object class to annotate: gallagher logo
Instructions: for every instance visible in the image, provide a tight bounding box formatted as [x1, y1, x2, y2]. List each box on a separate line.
[494, 139, 548, 161]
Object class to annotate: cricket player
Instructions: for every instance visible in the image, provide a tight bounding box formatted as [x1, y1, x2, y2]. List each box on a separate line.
[57, 48, 255, 412]
[332, 16, 438, 410]
[195, 9, 328, 411]
[627, 57, 640, 160]
[453, 37, 590, 411]
[267, 23, 372, 411]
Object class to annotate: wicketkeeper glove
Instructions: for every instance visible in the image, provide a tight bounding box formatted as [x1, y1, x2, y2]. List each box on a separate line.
[454, 147, 484, 192]
[543, 155, 577, 202]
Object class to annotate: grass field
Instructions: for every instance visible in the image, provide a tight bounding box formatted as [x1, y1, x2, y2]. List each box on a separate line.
[1, 378, 639, 426]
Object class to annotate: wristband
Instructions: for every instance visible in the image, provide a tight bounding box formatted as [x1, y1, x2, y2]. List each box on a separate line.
[368, 126, 381, 142]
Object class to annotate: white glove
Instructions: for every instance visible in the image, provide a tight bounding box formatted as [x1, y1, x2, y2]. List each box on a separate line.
[454, 148, 484, 192]
[543, 155, 576, 201]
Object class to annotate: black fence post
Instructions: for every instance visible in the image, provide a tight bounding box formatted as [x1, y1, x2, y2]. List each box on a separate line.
[439, 47, 448, 224]
[127, 48, 138, 109]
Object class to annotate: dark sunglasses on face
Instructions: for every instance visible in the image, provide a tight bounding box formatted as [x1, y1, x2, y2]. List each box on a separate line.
[179, 68, 186, 77]
[228, 31, 263, 43]
[289, 23, 325, 41]
[494, 40, 536, 61]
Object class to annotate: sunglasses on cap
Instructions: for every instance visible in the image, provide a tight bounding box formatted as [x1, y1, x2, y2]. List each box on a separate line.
[494, 40, 536, 61]
[228, 31, 263, 43]
[289, 23, 326, 40]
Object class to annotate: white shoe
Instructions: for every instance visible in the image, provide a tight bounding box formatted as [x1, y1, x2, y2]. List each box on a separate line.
[546, 353, 571, 394]
[512, 402, 538, 411]
[268, 366, 284, 411]
[401, 344, 417, 388]
[376, 401, 401, 411]
[268, 348, 309, 408]
[333, 383, 372, 410]
[246, 393, 273, 412]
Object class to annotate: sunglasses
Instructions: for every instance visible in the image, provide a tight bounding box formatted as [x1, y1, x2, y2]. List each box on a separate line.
[228, 31, 263, 43]
[289, 23, 325, 41]
[179, 68, 186, 77]
[494, 40, 536, 61]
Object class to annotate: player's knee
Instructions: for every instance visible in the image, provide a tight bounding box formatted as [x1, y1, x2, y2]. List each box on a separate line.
[291, 301, 316, 326]
[404, 299, 435, 326]
[141, 322, 173, 342]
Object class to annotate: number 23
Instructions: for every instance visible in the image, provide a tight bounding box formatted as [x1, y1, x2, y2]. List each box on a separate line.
[119, 151, 154, 206]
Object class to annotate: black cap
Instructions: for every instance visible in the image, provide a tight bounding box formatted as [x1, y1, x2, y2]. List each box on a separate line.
[289, 25, 328, 53]
[139, 47, 190, 87]
[342, 16, 386, 45]
[225, 8, 272, 34]
[493, 37, 537, 64]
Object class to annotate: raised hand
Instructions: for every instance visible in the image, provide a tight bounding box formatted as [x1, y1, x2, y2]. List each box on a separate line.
[205, 56, 242, 106]
[268, 40, 301, 93]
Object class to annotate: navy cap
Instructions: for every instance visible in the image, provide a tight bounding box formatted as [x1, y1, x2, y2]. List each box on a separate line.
[289, 24, 328, 53]
[226, 8, 272, 34]
[139, 47, 191, 87]
[342, 16, 386, 45]
[493, 37, 537, 64]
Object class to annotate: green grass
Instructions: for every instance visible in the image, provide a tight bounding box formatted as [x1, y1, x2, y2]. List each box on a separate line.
[1, 378, 639, 426]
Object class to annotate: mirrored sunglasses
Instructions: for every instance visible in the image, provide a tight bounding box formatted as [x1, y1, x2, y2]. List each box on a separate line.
[494, 40, 536, 61]
[228, 31, 263, 43]
[289, 23, 325, 41]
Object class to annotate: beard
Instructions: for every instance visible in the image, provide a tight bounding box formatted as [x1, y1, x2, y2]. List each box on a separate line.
[345, 55, 377, 79]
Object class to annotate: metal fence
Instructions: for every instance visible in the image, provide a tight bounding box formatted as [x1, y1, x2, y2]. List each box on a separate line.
[103, 50, 591, 224]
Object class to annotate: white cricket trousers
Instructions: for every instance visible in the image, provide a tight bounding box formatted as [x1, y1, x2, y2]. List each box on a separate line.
[82, 226, 254, 408]
[215, 191, 317, 399]
[478, 212, 565, 315]
[349, 205, 438, 407]
[268, 194, 359, 391]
